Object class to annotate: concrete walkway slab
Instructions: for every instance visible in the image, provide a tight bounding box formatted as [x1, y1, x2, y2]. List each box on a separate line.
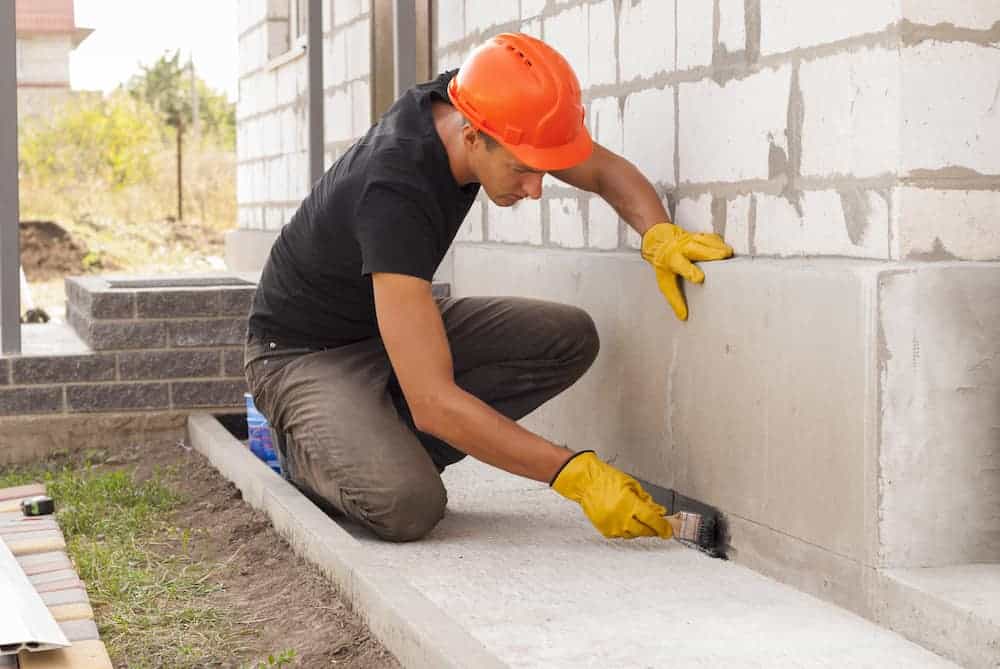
[188, 414, 957, 668]
[336, 459, 958, 669]
[879, 564, 1000, 668]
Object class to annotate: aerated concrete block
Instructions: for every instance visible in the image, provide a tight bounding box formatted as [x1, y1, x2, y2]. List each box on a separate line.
[618, 0, 676, 80]
[623, 86, 675, 187]
[676, 0, 714, 70]
[901, 42, 1000, 175]
[679, 66, 791, 183]
[799, 47, 900, 179]
[759, 0, 897, 55]
[488, 200, 542, 245]
[549, 199, 585, 249]
[545, 5, 589, 88]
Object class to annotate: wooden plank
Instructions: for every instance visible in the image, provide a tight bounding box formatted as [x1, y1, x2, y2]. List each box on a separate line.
[18, 641, 113, 669]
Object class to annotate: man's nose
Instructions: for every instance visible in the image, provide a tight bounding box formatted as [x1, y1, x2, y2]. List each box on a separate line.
[521, 173, 543, 200]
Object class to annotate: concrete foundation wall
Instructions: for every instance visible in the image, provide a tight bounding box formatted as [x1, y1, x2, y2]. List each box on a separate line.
[455, 247, 1000, 612]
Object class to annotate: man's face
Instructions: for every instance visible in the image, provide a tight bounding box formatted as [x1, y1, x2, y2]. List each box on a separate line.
[468, 132, 545, 207]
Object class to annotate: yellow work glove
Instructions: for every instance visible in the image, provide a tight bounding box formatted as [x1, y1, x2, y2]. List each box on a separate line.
[551, 451, 673, 539]
[641, 222, 733, 321]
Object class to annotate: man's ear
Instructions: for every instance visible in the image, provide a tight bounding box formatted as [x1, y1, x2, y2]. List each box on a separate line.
[461, 123, 479, 150]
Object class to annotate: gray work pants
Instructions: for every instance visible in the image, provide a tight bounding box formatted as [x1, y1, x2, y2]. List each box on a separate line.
[244, 296, 600, 542]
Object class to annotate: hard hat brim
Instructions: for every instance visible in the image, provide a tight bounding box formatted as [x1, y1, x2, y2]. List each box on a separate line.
[502, 126, 595, 172]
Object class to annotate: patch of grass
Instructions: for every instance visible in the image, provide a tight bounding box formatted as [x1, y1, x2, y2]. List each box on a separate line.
[245, 649, 298, 669]
[0, 458, 258, 667]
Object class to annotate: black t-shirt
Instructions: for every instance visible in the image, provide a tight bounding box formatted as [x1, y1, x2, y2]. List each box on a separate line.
[248, 70, 480, 348]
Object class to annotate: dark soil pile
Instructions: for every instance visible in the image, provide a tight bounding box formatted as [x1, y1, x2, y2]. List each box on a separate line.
[19, 220, 89, 281]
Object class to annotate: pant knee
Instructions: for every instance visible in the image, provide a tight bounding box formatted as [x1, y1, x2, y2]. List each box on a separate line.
[352, 476, 448, 543]
[562, 306, 600, 371]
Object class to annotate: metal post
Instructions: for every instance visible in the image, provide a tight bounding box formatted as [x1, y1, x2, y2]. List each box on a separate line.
[307, 0, 324, 184]
[393, 0, 416, 99]
[0, 1, 21, 354]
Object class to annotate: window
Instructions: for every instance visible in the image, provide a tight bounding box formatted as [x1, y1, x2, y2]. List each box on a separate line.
[267, 0, 308, 66]
[287, 0, 307, 51]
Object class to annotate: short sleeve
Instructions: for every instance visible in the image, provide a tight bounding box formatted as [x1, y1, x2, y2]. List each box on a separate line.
[354, 180, 438, 281]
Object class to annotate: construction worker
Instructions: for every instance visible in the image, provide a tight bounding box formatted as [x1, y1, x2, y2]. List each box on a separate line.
[244, 33, 732, 544]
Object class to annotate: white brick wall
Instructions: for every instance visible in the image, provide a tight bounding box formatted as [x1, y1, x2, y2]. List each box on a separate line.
[326, 88, 352, 141]
[718, 0, 746, 54]
[759, 0, 898, 55]
[677, 0, 714, 70]
[799, 47, 900, 178]
[333, 0, 366, 26]
[456, 200, 484, 243]
[619, 0, 676, 81]
[346, 19, 371, 79]
[625, 226, 642, 250]
[544, 5, 590, 89]
[521, 0, 547, 21]
[897, 189, 1000, 260]
[488, 200, 543, 245]
[901, 42, 1000, 175]
[437, 0, 465, 46]
[725, 195, 752, 256]
[623, 86, 675, 186]
[326, 29, 348, 85]
[549, 199, 585, 249]
[351, 80, 372, 135]
[755, 190, 889, 258]
[903, 0, 1000, 29]
[465, 0, 518, 33]
[588, 0, 617, 87]
[679, 66, 791, 184]
[588, 197, 620, 249]
[589, 97, 623, 154]
[675, 194, 714, 234]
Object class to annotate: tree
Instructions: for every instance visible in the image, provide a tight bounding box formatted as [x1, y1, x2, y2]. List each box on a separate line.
[126, 51, 236, 221]
[19, 90, 160, 196]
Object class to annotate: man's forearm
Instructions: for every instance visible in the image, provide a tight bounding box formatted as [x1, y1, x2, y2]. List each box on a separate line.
[596, 152, 671, 237]
[415, 385, 573, 483]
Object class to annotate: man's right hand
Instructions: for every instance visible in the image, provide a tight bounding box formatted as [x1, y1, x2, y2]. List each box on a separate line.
[551, 451, 673, 539]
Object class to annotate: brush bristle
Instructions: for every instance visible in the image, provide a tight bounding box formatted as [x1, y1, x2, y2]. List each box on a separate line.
[676, 511, 720, 549]
[696, 514, 718, 549]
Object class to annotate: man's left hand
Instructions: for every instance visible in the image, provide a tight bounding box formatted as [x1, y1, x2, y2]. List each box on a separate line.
[641, 222, 733, 321]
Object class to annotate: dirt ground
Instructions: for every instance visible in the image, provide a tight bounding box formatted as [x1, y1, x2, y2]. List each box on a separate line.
[20, 220, 101, 282]
[106, 438, 401, 669]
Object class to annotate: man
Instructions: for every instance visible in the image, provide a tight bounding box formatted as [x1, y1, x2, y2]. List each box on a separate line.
[244, 33, 732, 544]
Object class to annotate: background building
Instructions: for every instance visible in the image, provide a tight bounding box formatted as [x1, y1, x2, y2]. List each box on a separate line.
[15, 0, 93, 117]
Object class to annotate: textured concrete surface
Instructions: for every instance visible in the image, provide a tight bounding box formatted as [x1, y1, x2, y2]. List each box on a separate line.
[190, 414, 956, 668]
[879, 265, 1000, 567]
[878, 565, 1000, 669]
[336, 457, 955, 668]
[455, 250, 880, 593]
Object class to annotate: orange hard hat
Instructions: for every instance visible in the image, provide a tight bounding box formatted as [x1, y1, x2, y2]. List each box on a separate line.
[448, 33, 593, 172]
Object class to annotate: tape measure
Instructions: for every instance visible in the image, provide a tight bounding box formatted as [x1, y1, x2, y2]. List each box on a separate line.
[21, 495, 55, 517]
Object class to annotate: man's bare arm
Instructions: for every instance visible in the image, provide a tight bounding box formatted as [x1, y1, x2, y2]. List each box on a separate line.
[551, 142, 670, 237]
[372, 272, 573, 482]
